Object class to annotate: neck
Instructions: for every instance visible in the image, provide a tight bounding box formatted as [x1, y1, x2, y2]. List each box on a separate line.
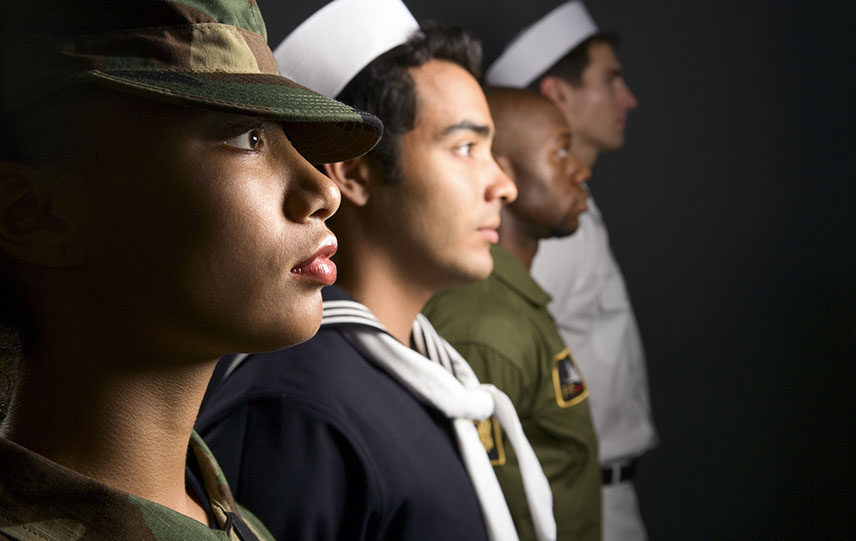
[497, 212, 540, 270]
[571, 137, 600, 169]
[340, 274, 428, 345]
[4, 331, 213, 524]
[333, 223, 432, 345]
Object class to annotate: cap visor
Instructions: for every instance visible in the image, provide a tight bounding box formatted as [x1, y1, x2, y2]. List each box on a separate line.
[83, 70, 382, 164]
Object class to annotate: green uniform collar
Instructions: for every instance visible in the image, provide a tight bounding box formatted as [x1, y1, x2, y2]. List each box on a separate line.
[491, 245, 552, 308]
[0, 431, 274, 540]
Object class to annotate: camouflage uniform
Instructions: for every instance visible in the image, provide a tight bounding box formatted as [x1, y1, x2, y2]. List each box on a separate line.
[0, 1, 381, 540]
[424, 245, 602, 541]
[0, 432, 274, 540]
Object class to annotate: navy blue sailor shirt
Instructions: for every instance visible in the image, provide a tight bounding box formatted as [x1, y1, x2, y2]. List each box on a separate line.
[196, 285, 489, 541]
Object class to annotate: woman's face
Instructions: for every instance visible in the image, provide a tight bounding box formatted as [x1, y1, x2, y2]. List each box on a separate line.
[50, 93, 341, 361]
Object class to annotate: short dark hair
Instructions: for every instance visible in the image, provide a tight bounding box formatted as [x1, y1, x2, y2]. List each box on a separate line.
[336, 22, 482, 183]
[530, 30, 618, 90]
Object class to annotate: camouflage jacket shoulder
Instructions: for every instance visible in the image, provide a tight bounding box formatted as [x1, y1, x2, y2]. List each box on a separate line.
[0, 431, 273, 540]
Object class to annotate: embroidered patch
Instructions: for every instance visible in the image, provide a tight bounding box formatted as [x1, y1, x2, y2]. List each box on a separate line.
[474, 416, 506, 466]
[552, 348, 588, 407]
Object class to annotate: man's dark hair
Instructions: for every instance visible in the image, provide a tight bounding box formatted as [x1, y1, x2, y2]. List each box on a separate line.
[336, 22, 482, 183]
[529, 30, 618, 90]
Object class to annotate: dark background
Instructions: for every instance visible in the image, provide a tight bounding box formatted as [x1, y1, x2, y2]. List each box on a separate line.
[259, 1, 851, 538]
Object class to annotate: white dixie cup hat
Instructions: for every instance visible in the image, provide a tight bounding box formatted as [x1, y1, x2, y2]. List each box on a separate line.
[486, 0, 598, 88]
[274, 0, 420, 98]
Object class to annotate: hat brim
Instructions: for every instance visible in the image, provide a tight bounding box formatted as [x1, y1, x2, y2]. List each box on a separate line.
[82, 70, 383, 164]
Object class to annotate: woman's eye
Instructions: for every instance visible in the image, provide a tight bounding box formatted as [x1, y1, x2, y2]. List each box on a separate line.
[556, 146, 569, 159]
[225, 128, 262, 150]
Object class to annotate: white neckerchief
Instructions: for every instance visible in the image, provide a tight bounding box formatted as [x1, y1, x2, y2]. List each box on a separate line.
[321, 299, 557, 541]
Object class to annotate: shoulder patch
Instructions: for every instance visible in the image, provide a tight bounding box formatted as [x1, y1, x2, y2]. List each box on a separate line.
[474, 416, 506, 466]
[552, 348, 588, 407]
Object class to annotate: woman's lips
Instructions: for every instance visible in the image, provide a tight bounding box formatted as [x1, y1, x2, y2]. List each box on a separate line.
[292, 239, 338, 286]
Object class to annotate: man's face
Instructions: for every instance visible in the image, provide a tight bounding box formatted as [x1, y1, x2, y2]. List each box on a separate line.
[558, 41, 638, 153]
[55, 93, 341, 360]
[368, 59, 517, 290]
[504, 100, 591, 238]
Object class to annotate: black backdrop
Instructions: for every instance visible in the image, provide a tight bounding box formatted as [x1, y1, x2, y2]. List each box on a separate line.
[258, 1, 851, 538]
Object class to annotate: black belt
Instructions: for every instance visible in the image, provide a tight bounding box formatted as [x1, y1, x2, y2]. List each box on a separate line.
[601, 460, 636, 485]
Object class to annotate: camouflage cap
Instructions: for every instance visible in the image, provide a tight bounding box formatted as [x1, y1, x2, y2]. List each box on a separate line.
[0, 0, 383, 164]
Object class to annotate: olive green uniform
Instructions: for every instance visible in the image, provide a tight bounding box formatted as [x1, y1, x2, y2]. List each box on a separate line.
[0, 432, 274, 541]
[424, 245, 602, 541]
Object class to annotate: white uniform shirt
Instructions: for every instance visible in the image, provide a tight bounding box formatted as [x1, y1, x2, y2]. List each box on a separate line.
[531, 197, 658, 464]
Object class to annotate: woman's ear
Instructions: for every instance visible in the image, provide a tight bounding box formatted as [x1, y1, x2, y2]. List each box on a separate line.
[0, 161, 72, 267]
[323, 158, 374, 207]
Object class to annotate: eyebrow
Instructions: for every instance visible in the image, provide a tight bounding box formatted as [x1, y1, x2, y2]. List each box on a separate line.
[440, 121, 491, 138]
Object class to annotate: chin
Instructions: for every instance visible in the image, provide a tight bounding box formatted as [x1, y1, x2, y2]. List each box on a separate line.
[258, 298, 324, 353]
[446, 256, 494, 288]
[604, 134, 626, 150]
[288, 298, 326, 346]
[471, 265, 494, 283]
[251, 320, 322, 354]
[285, 319, 324, 349]
[550, 220, 579, 239]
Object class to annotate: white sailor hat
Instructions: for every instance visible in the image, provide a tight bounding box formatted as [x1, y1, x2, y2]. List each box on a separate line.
[274, 0, 420, 98]
[486, 1, 598, 88]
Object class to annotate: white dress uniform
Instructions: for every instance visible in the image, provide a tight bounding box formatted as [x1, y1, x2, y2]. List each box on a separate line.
[531, 196, 658, 541]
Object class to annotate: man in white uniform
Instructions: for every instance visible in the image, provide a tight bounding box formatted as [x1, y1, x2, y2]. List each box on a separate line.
[486, 2, 658, 539]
